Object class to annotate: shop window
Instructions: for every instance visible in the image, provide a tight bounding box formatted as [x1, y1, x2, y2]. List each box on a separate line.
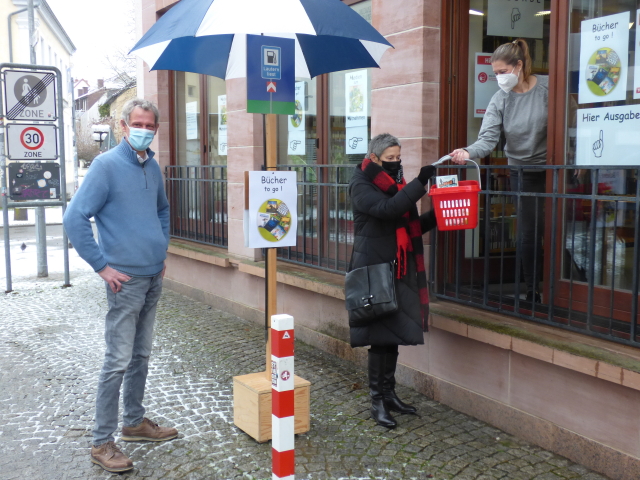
[275, 0, 371, 272]
[276, 78, 317, 167]
[208, 76, 227, 165]
[175, 72, 227, 166]
[329, 68, 372, 164]
[176, 72, 202, 166]
[563, 0, 639, 293]
[170, 72, 228, 244]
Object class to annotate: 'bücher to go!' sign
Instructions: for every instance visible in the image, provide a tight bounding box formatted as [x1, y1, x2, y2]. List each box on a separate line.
[244, 171, 298, 249]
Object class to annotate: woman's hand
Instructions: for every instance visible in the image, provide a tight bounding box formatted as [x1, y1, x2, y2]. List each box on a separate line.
[449, 148, 470, 165]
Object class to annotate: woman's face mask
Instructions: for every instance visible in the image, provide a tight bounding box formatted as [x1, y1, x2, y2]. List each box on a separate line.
[381, 160, 402, 175]
[496, 65, 520, 93]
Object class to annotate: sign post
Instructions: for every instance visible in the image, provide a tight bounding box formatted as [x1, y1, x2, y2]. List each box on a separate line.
[0, 63, 69, 292]
[233, 38, 310, 460]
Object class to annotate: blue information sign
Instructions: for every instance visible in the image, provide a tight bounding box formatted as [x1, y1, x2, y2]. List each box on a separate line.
[247, 35, 294, 115]
[261, 45, 281, 80]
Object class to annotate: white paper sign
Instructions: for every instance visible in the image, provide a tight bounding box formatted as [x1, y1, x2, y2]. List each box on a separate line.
[186, 101, 198, 140]
[634, 10, 640, 99]
[576, 104, 640, 165]
[288, 82, 306, 155]
[474, 53, 499, 118]
[345, 70, 368, 155]
[487, 0, 543, 39]
[218, 95, 227, 156]
[244, 171, 298, 248]
[578, 12, 629, 105]
[346, 126, 367, 154]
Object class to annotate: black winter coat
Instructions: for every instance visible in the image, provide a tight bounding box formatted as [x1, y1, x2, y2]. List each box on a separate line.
[348, 167, 437, 348]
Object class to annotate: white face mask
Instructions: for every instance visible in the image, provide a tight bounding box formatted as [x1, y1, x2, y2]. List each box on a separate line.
[496, 66, 520, 93]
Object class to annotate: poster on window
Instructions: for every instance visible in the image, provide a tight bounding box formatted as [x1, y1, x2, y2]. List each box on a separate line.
[244, 170, 298, 248]
[575, 104, 640, 165]
[218, 95, 227, 156]
[186, 101, 198, 140]
[474, 53, 499, 118]
[288, 82, 306, 155]
[634, 10, 640, 99]
[578, 12, 629, 105]
[345, 70, 368, 155]
[486, 0, 544, 39]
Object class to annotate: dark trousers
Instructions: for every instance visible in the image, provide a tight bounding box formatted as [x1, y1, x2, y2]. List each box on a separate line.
[510, 170, 546, 293]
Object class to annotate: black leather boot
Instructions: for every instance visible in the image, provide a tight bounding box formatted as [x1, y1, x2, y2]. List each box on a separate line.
[368, 350, 397, 429]
[383, 351, 417, 415]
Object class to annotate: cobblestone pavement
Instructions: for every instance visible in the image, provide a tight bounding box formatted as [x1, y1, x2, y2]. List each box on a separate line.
[0, 239, 610, 480]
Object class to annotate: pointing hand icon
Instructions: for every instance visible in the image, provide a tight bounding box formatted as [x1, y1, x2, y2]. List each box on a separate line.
[348, 137, 363, 150]
[290, 140, 301, 151]
[511, 8, 521, 29]
[592, 130, 604, 158]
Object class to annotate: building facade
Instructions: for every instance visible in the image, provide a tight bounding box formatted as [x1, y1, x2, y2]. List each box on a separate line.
[1, 0, 76, 194]
[137, 1, 640, 478]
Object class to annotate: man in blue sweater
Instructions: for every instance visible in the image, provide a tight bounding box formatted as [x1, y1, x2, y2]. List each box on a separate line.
[64, 99, 176, 473]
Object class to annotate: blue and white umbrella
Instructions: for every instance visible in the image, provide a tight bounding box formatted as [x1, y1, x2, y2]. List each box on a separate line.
[130, 0, 393, 79]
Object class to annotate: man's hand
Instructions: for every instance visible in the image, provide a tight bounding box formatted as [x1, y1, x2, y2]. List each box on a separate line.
[161, 263, 167, 278]
[98, 266, 131, 293]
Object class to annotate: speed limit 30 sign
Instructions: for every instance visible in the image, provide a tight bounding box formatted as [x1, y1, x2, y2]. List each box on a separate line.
[6, 124, 58, 160]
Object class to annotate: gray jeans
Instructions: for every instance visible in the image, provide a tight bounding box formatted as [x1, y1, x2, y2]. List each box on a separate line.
[93, 273, 163, 446]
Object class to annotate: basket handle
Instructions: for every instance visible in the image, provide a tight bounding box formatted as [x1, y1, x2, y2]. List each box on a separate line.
[429, 155, 481, 186]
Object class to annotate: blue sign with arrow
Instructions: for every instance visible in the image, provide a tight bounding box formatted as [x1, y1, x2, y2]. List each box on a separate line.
[247, 35, 295, 115]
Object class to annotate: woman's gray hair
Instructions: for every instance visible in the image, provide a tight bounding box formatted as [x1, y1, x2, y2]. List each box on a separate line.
[121, 98, 160, 125]
[366, 133, 401, 159]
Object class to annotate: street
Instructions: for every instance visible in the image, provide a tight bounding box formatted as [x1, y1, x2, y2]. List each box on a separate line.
[0, 227, 609, 479]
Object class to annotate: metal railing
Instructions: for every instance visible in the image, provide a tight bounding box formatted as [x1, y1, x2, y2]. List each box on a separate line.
[165, 165, 228, 248]
[276, 163, 355, 273]
[430, 164, 640, 347]
[164, 161, 640, 347]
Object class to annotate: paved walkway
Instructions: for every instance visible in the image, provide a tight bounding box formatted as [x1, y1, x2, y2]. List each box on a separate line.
[0, 241, 610, 479]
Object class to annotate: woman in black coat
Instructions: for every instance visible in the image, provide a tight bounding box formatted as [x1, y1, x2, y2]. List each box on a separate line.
[348, 133, 436, 429]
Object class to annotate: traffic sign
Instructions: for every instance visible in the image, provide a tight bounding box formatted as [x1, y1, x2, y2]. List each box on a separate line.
[6, 124, 58, 160]
[247, 35, 295, 115]
[261, 45, 281, 80]
[3, 70, 57, 121]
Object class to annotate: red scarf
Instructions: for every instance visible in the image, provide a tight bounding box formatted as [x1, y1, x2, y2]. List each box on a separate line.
[360, 158, 429, 330]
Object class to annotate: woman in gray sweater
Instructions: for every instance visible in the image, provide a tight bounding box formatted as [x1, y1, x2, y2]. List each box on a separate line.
[450, 38, 548, 303]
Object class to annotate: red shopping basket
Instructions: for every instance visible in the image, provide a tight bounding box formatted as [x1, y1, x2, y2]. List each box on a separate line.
[428, 158, 480, 231]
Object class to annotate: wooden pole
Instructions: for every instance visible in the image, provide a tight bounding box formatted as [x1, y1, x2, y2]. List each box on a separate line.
[265, 114, 278, 378]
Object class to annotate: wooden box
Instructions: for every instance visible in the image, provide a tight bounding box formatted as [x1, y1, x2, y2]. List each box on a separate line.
[233, 371, 311, 443]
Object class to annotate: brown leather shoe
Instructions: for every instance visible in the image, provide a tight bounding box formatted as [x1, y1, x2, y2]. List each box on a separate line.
[121, 417, 178, 442]
[90, 441, 133, 473]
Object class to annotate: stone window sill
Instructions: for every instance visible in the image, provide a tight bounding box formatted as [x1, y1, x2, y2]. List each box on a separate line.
[430, 300, 640, 392]
[168, 239, 344, 299]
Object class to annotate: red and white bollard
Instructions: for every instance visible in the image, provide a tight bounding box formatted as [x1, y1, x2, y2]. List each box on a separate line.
[271, 314, 295, 480]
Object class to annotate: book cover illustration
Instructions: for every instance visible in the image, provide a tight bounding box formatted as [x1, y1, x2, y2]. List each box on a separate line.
[585, 47, 622, 97]
[257, 199, 292, 242]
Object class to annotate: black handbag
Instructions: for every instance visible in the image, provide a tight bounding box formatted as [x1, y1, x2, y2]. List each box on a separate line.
[345, 261, 398, 326]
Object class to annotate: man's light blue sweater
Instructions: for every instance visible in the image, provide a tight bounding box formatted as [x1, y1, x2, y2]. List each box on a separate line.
[63, 140, 170, 276]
